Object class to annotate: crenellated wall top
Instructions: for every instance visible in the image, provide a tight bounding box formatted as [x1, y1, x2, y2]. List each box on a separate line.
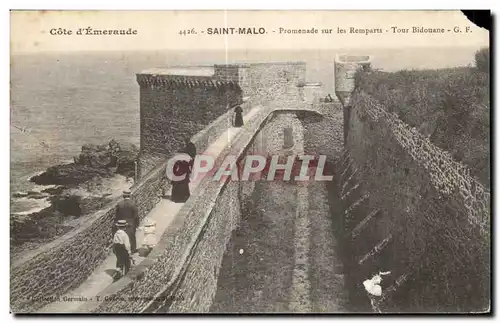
[136, 73, 239, 89]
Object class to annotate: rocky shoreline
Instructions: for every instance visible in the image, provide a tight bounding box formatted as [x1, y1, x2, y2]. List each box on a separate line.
[10, 139, 138, 258]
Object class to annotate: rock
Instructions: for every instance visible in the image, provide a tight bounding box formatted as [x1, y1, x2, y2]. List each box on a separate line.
[41, 186, 65, 195]
[79, 194, 113, 214]
[77, 139, 138, 177]
[10, 207, 73, 246]
[31, 139, 138, 186]
[13, 191, 49, 199]
[115, 149, 138, 178]
[76, 143, 112, 168]
[11, 186, 114, 247]
[12, 192, 29, 198]
[30, 163, 112, 186]
[50, 181, 115, 217]
[51, 193, 83, 217]
[14, 139, 137, 251]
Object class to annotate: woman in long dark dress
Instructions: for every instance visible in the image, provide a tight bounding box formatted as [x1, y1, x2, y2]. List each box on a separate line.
[234, 105, 244, 127]
[171, 149, 193, 203]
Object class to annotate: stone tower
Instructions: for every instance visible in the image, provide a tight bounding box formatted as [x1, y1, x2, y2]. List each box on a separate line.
[334, 54, 372, 144]
[136, 66, 243, 177]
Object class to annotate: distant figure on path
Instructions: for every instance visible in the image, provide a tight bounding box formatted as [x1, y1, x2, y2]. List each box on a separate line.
[184, 139, 197, 160]
[171, 147, 193, 203]
[113, 220, 132, 278]
[234, 105, 244, 127]
[115, 190, 139, 253]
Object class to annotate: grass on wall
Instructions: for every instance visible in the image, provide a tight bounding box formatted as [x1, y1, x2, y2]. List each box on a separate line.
[355, 47, 490, 189]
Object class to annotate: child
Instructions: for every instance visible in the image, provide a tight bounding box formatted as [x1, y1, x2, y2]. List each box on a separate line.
[113, 220, 132, 278]
[141, 219, 157, 251]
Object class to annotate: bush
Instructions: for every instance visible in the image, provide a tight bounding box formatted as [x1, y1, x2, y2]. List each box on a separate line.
[475, 47, 490, 73]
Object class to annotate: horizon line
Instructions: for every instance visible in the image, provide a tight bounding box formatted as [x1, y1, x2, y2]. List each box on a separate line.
[10, 44, 488, 55]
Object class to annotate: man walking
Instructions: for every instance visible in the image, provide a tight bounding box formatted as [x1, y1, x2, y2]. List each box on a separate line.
[115, 190, 139, 253]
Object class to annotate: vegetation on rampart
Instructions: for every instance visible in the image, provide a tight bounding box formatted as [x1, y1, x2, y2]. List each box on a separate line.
[355, 47, 490, 188]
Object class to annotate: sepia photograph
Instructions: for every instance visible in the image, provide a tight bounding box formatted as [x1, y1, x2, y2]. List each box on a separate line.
[9, 10, 491, 314]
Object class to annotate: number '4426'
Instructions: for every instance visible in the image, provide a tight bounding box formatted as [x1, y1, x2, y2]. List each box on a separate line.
[179, 29, 196, 36]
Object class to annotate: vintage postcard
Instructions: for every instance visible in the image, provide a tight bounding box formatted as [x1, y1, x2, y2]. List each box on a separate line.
[10, 10, 490, 314]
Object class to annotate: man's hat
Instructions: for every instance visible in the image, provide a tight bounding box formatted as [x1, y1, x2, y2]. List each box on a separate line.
[116, 219, 128, 227]
[123, 190, 131, 197]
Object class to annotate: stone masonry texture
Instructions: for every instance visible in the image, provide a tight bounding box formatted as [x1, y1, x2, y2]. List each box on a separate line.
[341, 90, 490, 311]
[137, 74, 243, 177]
[302, 102, 344, 161]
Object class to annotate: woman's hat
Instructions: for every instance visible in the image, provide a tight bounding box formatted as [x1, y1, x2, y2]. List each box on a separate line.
[123, 190, 131, 197]
[116, 220, 128, 227]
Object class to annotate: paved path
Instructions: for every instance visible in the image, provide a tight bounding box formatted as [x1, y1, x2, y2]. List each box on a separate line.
[39, 106, 262, 313]
[287, 114, 312, 312]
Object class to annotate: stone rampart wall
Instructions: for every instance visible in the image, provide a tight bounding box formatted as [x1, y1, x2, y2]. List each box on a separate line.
[341, 90, 490, 311]
[88, 103, 272, 313]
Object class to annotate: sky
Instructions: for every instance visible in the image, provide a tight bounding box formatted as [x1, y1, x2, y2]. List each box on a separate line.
[10, 10, 489, 53]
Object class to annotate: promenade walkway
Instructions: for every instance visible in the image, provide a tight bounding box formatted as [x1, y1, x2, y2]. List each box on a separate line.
[39, 106, 262, 313]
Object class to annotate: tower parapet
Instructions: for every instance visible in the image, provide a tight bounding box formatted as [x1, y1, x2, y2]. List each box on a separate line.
[137, 67, 241, 90]
[334, 54, 372, 107]
[334, 54, 372, 145]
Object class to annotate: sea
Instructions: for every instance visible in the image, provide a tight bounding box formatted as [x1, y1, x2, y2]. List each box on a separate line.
[10, 47, 482, 214]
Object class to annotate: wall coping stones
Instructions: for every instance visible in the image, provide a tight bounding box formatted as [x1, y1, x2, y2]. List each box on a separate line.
[245, 61, 306, 66]
[298, 82, 323, 88]
[335, 54, 372, 64]
[136, 74, 236, 89]
[140, 66, 215, 77]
